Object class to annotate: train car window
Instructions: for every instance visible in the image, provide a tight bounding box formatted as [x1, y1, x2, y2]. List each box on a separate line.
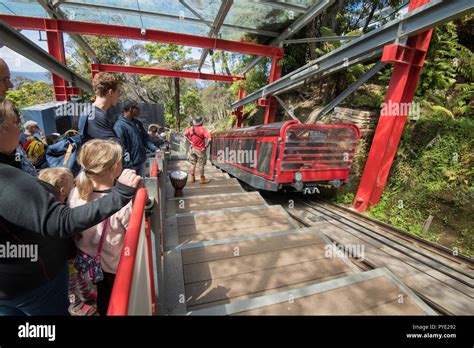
[241, 139, 257, 169]
[282, 126, 358, 171]
[257, 142, 274, 175]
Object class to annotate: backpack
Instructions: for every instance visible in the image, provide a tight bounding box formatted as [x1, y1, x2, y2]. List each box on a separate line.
[45, 111, 89, 176]
[26, 137, 45, 164]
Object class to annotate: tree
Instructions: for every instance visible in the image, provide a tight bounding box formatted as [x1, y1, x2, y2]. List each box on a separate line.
[144, 43, 193, 131]
[68, 35, 125, 78]
[6, 81, 55, 109]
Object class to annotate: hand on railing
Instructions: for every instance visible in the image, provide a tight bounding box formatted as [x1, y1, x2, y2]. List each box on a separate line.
[118, 168, 142, 188]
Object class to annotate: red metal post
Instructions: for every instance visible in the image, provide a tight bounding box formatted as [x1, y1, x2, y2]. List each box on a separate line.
[262, 54, 283, 124]
[353, 0, 434, 212]
[90, 63, 244, 82]
[45, 19, 68, 101]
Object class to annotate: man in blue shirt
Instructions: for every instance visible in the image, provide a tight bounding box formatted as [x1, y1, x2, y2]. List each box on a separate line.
[114, 100, 159, 177]
[79, 72, 121, 142]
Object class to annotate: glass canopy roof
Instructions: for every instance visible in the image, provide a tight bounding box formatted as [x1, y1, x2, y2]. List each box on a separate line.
[1, 0, 320, 41]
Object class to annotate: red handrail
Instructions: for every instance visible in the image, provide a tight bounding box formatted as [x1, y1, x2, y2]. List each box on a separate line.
[107, 188, 148, 315]
[150, 162, 159, 178]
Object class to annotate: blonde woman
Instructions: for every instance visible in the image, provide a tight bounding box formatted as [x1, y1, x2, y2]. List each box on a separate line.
[68, 139, 133, 315]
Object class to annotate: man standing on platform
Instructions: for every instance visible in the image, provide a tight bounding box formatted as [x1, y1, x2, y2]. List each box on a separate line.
[184, 116, 211, 184]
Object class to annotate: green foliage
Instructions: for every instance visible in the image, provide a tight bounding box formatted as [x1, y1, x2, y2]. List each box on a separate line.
[69, 36, 125, 78]
[6, 81, 55, 109]
[363, 112, 474, 255]
[417, 22, 474, 118]
[144, 43, 191, 65]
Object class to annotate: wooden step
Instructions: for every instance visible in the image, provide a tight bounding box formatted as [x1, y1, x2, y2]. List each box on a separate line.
[170, 192, 267, 214]
[187, 268, 435, 315]
[178, 228, 358, 311]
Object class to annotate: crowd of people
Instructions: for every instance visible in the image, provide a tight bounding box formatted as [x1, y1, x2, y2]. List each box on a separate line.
[0, 55, 214, 316]
[0, 58, 153, 316]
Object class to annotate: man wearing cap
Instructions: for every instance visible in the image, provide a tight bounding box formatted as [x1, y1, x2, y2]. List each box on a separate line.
[114, 99, 159, 177]
[20, 120, 47, 148]
[184, 116, 211, 184]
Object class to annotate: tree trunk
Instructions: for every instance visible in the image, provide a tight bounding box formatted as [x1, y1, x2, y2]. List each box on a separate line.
[211, 54, 216, 75]
[221, 52, 231, 76]
[174, 77, 180, 132]
[362, 0, 379, 33]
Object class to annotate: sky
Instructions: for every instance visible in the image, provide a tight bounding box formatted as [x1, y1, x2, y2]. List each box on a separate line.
[0, 30, 49, 73]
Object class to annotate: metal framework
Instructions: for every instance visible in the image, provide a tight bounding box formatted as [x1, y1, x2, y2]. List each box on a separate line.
[353, 0, 435, 212]
[2, 0, 472, 214]
[232, 0, 473, 109]
[316, 61, 387, 120]
[37, 0, 97, 61]
[197, 0, 233, 71]
[0, 19, 92, 96]
[0, 14, 282, 57]
[58, 0, 280, 38]
[0, 12, 282, 102]
[252, 0, 308, 14]
[283, 35, 361, 44]
[241, 0, 335, 74]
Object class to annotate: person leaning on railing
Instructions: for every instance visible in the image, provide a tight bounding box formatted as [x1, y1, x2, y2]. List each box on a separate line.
[0, 98, 141, 315]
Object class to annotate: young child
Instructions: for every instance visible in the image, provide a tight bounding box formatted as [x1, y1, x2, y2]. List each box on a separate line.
[37, 167, 74, 203]
[68, 139, 132, 316]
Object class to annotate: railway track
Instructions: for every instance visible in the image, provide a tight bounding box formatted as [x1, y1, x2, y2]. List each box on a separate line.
[301, 199, 473, 273]
[258, 191, 473, 315]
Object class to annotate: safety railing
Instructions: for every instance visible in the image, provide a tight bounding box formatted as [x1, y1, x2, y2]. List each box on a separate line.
[107, 151, 166, 315]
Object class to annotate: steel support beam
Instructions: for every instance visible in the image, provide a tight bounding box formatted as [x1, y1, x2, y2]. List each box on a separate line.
[353, 0, 435, 212]
[262, 55, 282, 124]
[0, 19, 92, 92]
[59, 1, 279, 37]
[90, 63, 244, 82]
[252, 0, 308, 14]
[274, 95, 299, 121]
[232, 0, 474, 109]
[37, 0, 97, 62]
[232, 87, 246, 128]
[0, 14, 282, 57]
[242, 0, 335, 74]
[45, 19, 70, 101]
[198, 0, 233, 72]
[178, 0, 214, 31]
[316, 61, 387, 120]
[283, 35, 361, 44]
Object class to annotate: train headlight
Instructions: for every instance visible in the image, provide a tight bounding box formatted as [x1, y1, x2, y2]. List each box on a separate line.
[294, 171, 303, 181]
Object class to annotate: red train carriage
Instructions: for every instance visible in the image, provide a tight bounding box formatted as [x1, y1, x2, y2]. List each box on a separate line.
[210, 120, 360, 192]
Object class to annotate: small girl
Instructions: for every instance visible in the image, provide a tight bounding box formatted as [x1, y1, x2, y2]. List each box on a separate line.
[68, 139, 132, 315]
[38, 167, 74, 203]
[37, 167, 89, 315]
